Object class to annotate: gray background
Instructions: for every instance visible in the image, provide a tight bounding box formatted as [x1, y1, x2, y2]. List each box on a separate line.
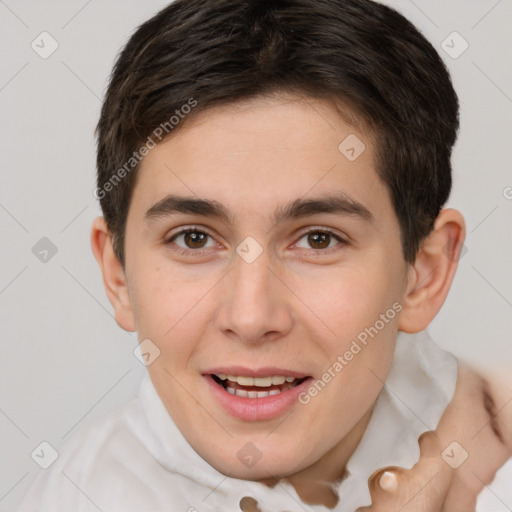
[0, 0, 511, 509]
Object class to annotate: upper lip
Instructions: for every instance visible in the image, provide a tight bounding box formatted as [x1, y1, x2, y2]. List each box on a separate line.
[204, 367, 310, 379]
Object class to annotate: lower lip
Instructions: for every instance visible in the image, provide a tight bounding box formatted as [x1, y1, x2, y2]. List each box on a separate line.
[204, 375, 312, 422]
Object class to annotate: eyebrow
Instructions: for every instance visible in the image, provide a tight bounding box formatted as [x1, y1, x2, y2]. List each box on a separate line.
[144, 193, 373, 226]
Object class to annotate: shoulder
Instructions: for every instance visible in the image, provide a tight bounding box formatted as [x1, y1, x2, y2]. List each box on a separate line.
[17, 397, 160, 511]
[17, 386, 211, 512]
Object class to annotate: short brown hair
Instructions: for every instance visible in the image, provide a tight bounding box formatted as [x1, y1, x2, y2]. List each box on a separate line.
[95, 0, 459, 266]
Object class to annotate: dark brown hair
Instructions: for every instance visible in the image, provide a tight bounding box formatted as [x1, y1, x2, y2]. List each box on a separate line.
[95, 0, 459, 266]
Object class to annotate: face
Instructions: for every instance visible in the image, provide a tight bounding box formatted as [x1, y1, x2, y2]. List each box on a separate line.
[122, 94, 412, 479]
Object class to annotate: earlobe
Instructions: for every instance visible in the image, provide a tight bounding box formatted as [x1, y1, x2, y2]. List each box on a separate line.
[90, 217, 136, 332]
[398, 208, 466, 333]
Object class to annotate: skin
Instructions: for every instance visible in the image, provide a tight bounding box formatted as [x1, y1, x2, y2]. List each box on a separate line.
[91, 92, 509, 508]
[359, 363, 512, 512]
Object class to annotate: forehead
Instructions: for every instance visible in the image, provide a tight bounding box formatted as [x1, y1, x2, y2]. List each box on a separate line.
[130, 94, 394, 228]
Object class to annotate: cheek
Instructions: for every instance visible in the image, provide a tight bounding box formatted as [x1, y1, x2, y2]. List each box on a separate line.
[319, 270, 402, 401]
[129, 263, 205, 350]
[300, 263, 403, 345]
[309, 286, 399, 418]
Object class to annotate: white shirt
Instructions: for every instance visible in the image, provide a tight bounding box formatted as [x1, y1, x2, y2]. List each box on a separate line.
[18, 330, 512, 512]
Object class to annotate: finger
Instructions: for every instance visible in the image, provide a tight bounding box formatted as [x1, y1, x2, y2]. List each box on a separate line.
[367, 458, 447, 511]
[368, 466, 403, 497]
[355, 467, 400, 511]
[378, 470, 399, 493]
[414, 430, 475, 512]
[364, 466, 413, 511]
[364, 434, 455, 512]
[418, 430, 440, 454]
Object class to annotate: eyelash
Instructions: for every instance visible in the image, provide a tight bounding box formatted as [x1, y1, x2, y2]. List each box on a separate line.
[164, 226, 348, 257]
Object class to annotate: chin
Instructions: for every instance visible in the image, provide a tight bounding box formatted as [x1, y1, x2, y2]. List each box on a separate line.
[204, 445, 310, 481]
[224, 462, 296, 482]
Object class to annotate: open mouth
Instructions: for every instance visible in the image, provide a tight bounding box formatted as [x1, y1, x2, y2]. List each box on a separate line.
[211, 373, 308, 398]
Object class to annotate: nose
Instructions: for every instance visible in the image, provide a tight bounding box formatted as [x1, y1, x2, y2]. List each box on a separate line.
[214, 243, 293, 345]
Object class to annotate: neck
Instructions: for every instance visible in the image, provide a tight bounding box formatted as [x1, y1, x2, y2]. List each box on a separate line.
[261, 404, 376, 508]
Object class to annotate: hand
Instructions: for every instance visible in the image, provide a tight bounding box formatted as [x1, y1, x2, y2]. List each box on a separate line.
[356, 363, 512, 512]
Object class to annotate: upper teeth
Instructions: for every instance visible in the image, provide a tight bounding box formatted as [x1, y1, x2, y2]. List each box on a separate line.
[217, 374, 296, 387]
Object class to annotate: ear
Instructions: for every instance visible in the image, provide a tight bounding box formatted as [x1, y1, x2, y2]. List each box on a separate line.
[398, 208, 466, 333]
[90, 216, 136, 332]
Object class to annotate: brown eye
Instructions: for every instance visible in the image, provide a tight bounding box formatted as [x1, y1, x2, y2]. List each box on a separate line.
[295, 229, 346, 252]
[183, 230, 208, 248]
[307, 232, 331, 249]
[168, 229, 216, 251]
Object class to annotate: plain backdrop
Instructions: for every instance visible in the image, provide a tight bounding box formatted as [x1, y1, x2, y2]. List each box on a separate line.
[0, 0, 511, 509]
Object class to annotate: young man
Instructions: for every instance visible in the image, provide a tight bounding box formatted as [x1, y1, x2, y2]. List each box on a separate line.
[18, 0, 512, 511]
